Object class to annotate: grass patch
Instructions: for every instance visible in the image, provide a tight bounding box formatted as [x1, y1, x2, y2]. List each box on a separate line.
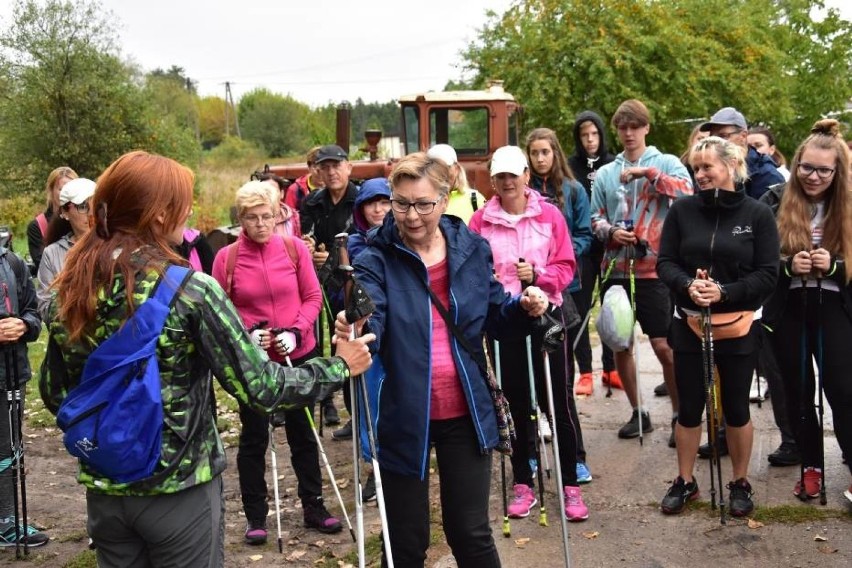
[750, 503, 850, 523]
[56, 530, 89, 544]
[342, 532, 383, 566]
[62, 549, 97, 568]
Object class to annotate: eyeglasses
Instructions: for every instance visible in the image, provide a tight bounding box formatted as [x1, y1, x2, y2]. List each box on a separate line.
[390, 199, 439, 215]
[715, 129, 743, 140]
[797, 163, 835, 179]
[73, 201, 90, 213]
[242, 213, 275, 225]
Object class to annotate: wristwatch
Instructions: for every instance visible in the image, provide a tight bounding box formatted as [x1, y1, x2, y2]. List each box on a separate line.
[717, 282, 729, 302]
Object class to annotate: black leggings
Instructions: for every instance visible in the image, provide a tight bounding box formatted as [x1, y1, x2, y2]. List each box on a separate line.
[672, 320, 756, 428]
[771, 288, 852, 473]
[497, 310, 580, 487]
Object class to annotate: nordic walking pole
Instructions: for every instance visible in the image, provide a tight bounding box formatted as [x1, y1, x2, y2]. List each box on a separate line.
[702, 306, 726, 524]
[525, 335, 548, 527]
[699, 307, 718, 513]
[267, 420, 284, 553]
[4, 348, 21, 558]
[339, 265, 394, 568]
[628, 248, 644, 446]
[282, 354, 356, 542]
[542, 340, 572, 568]
[11, 346, 27, 556]
[797, 277, 808, 502]
[520, 260, 548, 527]
[816, 276, 827, 505]
[494, 339, 511, 538]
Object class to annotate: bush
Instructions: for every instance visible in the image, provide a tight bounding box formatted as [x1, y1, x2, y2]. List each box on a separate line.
[203, 136, 267, 170]
[0, 192, 42, 246]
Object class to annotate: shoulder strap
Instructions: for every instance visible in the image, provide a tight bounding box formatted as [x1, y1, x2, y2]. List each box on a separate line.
[36, 213, 48, 238]
[224, 241, 239, 296]
[282, 236, 299, 268]
[153, 265, 191, 307]
[0, 250, 19, 316]
[422, 279, 488, 375]
[470, 191, 479, 212]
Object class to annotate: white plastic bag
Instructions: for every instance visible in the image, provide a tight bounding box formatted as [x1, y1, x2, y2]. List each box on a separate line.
[595, 285, 634, 352]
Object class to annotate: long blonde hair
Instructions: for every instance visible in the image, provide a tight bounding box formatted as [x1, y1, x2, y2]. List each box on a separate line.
[777, 119, 852, 283]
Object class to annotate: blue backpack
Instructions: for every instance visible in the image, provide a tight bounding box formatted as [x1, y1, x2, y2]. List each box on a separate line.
[56, 265, 191, 484]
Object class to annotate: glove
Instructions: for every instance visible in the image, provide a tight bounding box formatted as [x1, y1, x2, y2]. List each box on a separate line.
[533, 308, 565, 353]
[250, 329, 267, 347]
[275, 330, 298, 354]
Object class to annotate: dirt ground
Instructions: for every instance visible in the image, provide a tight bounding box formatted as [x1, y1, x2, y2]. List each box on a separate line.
[2, 336, 850, 567]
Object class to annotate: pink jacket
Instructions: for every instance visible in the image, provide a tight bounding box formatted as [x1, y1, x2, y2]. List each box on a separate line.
[212, 232, 321, 361]
[469, 188, 575, 306]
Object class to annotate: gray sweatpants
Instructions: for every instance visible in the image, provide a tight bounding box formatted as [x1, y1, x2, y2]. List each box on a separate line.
[87, 475, 224, 568]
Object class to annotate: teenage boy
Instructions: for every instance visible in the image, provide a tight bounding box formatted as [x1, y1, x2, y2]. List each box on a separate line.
[590, 99, 693, 444]
[568, 111, 619, 395]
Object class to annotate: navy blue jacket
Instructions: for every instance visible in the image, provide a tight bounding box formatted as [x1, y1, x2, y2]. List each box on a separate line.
[354, 215, 532, 478]
[745, 146, 785, 200]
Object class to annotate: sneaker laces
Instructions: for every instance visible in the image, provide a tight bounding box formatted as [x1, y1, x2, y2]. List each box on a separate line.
[565, 488, 582, 506]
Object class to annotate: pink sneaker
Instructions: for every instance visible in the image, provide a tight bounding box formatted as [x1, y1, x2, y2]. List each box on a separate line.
[507, 484, 537, 518]
[564, 486, 589, 521]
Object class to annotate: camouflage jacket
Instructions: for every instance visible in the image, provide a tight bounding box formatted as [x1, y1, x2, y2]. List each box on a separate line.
[40, 260, 349, 496]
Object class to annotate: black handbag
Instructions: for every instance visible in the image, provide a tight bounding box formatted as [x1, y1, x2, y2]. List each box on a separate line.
[422, 284, 515, 455]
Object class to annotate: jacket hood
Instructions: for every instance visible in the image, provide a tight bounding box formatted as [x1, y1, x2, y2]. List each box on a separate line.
[353, 178, 391, 232]
[614, 145, 663, 167]
[571, 111, 610, 160]
[480, 187, 547, 227]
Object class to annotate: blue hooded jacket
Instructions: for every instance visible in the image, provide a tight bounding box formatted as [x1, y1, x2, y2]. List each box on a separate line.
[353, 215, 533, 478]
[348, 177, 391, 259]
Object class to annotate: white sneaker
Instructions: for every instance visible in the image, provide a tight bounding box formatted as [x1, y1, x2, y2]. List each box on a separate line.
[749, 375, 767, 402]
[538, 410, 552, 442]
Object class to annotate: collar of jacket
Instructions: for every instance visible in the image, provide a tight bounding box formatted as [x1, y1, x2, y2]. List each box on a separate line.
[480, 187, 545, 227]
[697, 186, 747, 209]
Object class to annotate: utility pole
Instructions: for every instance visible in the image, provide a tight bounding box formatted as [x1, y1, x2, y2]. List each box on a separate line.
[224, 82, 241, 138]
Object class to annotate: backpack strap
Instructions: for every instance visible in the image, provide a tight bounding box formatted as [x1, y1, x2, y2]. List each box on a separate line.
[36, 213, 48, 239]
[152, 265, 191, 307]
[282, 235, 299, 268]
[224, 241, 239, 296]
[470, 191, 479, 213]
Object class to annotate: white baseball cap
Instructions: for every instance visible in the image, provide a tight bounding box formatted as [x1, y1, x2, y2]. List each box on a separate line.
[58, 178, 96, 206]
[427, 144, 458, 166]
[490, 146, 528, 177]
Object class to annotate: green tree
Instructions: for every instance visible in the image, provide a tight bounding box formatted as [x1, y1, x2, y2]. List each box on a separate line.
[0, 0, 200, 196]
[464, 0, 851, 157]
[197, 96, 228, 148]
[238, 88, 312, 157]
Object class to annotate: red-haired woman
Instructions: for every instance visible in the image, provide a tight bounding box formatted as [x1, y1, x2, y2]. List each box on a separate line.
[40, 151, 373, 567]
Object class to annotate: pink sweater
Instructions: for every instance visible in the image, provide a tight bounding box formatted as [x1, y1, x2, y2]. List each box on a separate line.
[212, 232, 321, 361]
[469, 188, 575, 306]
[428, 259, 468, 420]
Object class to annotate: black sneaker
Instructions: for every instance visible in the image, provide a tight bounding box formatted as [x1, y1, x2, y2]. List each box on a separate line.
[0, 522, 49, 548]
[661, 476, 699, 514]
[362, 471, 377, 502]
[303, 498, 343, 534]
[698, 435, 728, 459]
[323, 400, 340, 426]
[727, 478, 754, 517]
[668, 417, 677, 449]
[767, 442, 801, 467]
[332, 420, 353, 440]
[654, 382, 669, 396]
[617, 409, 654, 439]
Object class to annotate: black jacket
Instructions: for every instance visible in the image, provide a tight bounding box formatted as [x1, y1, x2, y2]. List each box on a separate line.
[0, 247, 42, 387]
[299, 182, 358, 250]
[567, 111, 616, 196]
[657, 188, 779, 313]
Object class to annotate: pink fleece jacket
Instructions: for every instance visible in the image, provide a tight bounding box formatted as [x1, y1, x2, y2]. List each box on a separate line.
[212, 232, 321, 361]
[468, 188, 575, 306]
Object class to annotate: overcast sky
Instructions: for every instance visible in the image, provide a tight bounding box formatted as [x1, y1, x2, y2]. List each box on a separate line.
[0, 0, 848, 108]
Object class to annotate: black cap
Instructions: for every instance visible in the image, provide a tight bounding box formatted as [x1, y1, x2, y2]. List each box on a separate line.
[315, 144, 348, 163]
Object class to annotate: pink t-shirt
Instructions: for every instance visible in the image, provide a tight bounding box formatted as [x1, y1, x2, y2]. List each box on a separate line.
[428, 259, 469, 420]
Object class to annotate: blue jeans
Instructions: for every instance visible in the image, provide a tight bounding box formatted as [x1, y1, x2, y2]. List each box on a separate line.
[379, 416, 500, 568]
